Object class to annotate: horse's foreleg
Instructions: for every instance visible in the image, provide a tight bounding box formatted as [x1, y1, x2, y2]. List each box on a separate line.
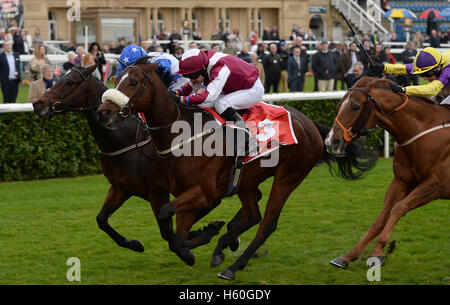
[96, 185, 144, 252]
[159, 184, 209, 266]
[369, 177, 441, 263]
[330, 178, 408, 269]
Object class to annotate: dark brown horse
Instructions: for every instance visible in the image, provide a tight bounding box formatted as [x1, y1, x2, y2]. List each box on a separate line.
[31, 65, 235, 253]
[96, 59, 377, 280]
[325, 76, 450, 269]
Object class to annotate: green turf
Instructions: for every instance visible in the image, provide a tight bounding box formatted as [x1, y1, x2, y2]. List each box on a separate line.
[0, 158, 447, 284]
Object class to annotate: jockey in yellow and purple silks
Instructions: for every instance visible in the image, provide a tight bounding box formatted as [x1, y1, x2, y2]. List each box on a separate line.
[369, 47, 450, 105]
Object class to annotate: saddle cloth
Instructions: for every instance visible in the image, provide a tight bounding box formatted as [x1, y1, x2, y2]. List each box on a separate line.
[202, 102, 298, 163]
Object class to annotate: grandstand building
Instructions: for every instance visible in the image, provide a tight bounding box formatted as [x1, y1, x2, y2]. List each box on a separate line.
[23, 0, 449, 45]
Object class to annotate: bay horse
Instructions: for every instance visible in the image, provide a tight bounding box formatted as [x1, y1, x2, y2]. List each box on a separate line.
[31, 65, 236, 254]
[97, 59, 377, 280]
[325, 76, 450, 269]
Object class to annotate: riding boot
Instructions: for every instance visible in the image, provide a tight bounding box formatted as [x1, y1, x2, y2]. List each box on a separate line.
[221, 107, 259, 156]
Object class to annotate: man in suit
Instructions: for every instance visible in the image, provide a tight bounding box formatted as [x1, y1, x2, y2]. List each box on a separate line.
[0, 40, 21, 103]
[28, 64, 55, 103]
[288, 46, 307, 92]
[312, 41, 339, 92]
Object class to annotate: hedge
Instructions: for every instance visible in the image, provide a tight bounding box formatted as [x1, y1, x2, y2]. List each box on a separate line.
[0, 100, 388, 181]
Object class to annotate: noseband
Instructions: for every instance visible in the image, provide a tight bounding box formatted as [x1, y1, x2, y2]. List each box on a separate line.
[335, 87, 409, 142]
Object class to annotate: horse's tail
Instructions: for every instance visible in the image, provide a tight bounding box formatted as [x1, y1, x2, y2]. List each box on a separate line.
[312, 121, 378, 181]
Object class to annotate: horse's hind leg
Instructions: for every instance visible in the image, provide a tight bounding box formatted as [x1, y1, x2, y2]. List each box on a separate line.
[96, 185, 144, 252]
[330, 178, 408, 269]
[369, 177, 440, 264]
[211, 190, 261, 268]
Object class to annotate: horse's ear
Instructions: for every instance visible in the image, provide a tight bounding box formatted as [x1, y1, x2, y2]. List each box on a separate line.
[84, 64, 98, 75]
[143, 62, 159, 73]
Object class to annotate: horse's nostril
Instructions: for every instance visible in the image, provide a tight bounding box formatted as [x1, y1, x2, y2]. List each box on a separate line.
[34, 100, 44, 108]
[101, 109, 111, 116]
[332, 138, 341, 147]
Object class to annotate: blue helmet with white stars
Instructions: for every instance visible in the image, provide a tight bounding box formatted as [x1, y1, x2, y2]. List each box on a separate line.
[116, 45, 147, 77]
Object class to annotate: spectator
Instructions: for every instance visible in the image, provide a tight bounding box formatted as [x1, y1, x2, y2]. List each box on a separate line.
[61, 51, 76, 76]
[168, 39, 181, 54]
[303, 28, 316, 41]
[345, 62, 365, 88]
[256, 43, 266, 63]
[114, 39, 127, 54]
[413, 32, 424, 49]
[426, 10, 439, 36]
[169, 28, 182, 41]
[28, 44, 50, 81]
[263, 43, 282, 93]
[12, 28, 26, 55]
[249, 52, 265, 85]
[269, 26, 280, 41]
[278, 41, 289, 93]
[0, 40, 21, 103]
[262, 27, 270, 40]
[359, 39, 373, 71]
[211, 26, 222, 40]
[188, 41, 198, 49]
[141, 40, 150, 52]
[384, 47, 395, 64]
[22, 29, 33, 52]
[221, 28, 231, 42]
[397, 41, 418, 86]
[61, 41, 77, 53]
[428, 29, 441, 48]
[248, 29, 258, 46]
[88, 42, 106, 82]
[289, 29, 299, 41]
[28, 64, 55, 103]
[229, 29, 243, 51]
[329, 42, 341, 90]
[238, 44, 251, 61]
[192, 30, 202, 40]
[82, 53, 101, 80]
[222, 40, 237, 56]
[312, 41, 338, 92]
[32, 28, 44, 50]
[173, 46, 184, 60]
[372, 43, 388, 64]
[148, 38, 161, 52]
[211, 43, 220, 52]
[287, 46, 307, 92]
[75, 46, 85, 66]
[290, 37, 308, 63]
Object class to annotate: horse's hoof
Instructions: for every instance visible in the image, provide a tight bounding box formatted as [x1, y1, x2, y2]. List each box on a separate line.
[369, 256, 386, 266]
[208, 220, 226, 232]
[330, 257, 349, 269]
[211, 254, 225, 267]
[229, 238, 240, 252]
[179, 247, 195, 266]
[128, 239, 145, 252]
[218, 269, 235, 281]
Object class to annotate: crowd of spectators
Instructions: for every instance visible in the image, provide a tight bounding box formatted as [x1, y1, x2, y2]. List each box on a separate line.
[1, 21, 450, 103]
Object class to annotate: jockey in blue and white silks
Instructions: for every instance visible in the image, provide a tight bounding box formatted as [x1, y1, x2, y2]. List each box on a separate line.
[116, 45, 188, 90]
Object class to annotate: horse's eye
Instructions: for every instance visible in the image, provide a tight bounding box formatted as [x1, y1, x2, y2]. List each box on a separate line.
[67, 81, 74, 86]
[352, 104, 361, 111]
[130, 80, 138, 86]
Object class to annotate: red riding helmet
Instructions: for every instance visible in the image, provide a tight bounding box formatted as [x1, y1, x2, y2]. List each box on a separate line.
[177, 49, 209, 76]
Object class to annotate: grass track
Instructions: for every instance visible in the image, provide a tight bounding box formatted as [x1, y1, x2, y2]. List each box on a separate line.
[0, 158, 448, 284]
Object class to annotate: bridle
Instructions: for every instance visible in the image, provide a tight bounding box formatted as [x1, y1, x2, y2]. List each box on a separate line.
[44, 67, 101, 114]
[117, 64, 180, 131]
[335, 87, 409, 142]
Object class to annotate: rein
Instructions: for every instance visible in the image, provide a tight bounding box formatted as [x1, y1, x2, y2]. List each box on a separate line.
[335, 87, 409, 142]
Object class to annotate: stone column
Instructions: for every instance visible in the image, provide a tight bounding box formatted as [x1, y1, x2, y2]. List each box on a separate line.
[152, 7, 158, 38]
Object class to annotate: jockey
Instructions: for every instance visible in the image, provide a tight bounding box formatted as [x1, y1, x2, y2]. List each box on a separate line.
[116, 45, 188, 90]
[369, 47, 450, 105]
[175, 48, 264, 154]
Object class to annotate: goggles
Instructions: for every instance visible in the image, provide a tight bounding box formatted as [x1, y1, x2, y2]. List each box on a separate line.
[419, 69, 439, 78]
[183, 71, 202, 80]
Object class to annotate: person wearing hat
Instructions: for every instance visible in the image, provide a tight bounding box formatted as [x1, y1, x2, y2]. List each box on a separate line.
[369, 47, 450, 105]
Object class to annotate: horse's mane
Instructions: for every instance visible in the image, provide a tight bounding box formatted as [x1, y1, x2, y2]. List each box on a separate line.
[352, 76, 437, 105]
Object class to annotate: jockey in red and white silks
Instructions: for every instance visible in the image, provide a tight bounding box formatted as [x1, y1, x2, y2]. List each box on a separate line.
[175, 49, 264, 114]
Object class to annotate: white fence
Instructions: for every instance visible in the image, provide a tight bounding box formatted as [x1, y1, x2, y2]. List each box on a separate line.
[0, 91, 391, 158]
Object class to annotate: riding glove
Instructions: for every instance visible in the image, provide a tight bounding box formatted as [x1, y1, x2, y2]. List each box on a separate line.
[389, 83, 406, 94]
[367, 62, 385, 77]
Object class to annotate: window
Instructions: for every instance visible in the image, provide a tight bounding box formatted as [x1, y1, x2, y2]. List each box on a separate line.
[101, 18, 135, 43]
[150, 12, 164, 35]
[48, 12, 57, 40]
[75, 19, 96, 44]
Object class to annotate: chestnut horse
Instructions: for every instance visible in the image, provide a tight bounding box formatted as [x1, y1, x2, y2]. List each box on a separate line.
[97, 59, 377, 280]
[31, 65, 234, 253]
[325, 76, 450, 269]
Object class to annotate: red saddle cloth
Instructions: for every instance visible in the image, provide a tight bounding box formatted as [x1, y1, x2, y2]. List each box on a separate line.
[203, 102, 298, 163]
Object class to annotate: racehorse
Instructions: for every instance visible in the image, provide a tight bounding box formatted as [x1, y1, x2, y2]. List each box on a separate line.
[325, 76, 450, 269]
[31, 65, 235, 254]
[97, 58, 377, 280]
